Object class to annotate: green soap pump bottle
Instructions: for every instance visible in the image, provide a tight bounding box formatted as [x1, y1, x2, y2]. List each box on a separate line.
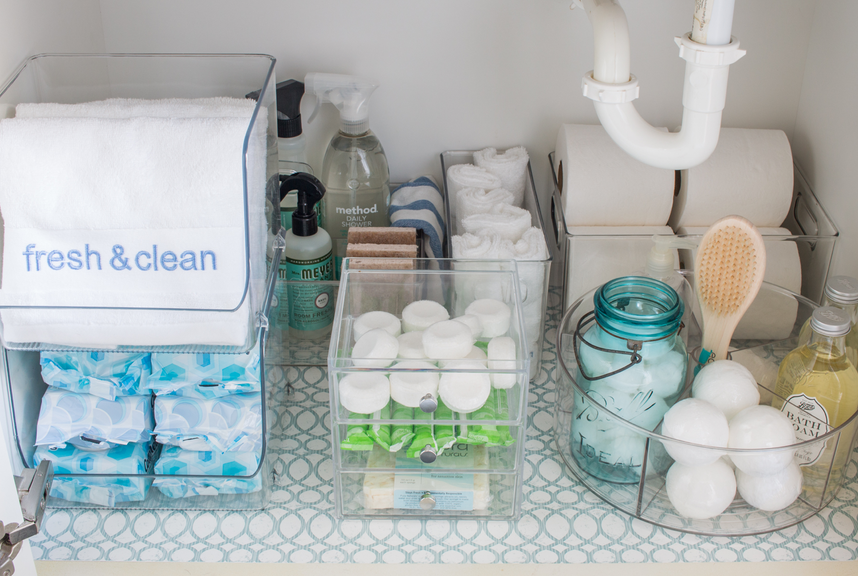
[280, 173, 335, 339]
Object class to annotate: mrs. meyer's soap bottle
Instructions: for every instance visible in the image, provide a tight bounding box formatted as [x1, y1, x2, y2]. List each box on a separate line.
[305, 73, 390, 278]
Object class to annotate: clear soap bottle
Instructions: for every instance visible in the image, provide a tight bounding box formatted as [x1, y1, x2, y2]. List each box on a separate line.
[774, 306, 858, 505]
[305, 73, 390, 277]
[798, 275, 858, 367]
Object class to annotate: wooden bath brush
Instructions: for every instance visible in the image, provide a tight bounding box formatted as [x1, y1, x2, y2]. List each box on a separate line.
[694, 215, 767, 365]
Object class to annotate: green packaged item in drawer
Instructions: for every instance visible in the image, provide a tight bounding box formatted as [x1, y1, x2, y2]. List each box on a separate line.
[367, 404, 392, 451]
[456, 389, 515, 447]
[406, 408, 437, 458]
[390, 402, 415, 452]
[341, 413, 374, 451]
[434, 399, 457, 454]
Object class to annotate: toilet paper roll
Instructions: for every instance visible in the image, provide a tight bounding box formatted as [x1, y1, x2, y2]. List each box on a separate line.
[564, 226, 675, 308]
[555, 124, 675, 226]
[669, 128, 794, 229]
[677, 226, 801, 341]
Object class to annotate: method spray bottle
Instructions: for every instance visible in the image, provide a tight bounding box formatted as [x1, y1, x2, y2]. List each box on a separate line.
[305, 73, 390, 277]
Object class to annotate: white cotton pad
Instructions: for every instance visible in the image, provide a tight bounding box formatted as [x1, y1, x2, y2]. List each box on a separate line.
[692, 360, 761, 421]
[338, 372, 391, 414]
[488, 336, 517, 389]
[661, 398, 729, 466]
[666, 459, 737, 520]
[728, 405, 796, 476]
[439, 346, 487, 368]
[736, 459, 802, 511]
[389, 360, 440, 408]
[352, 329, 400, 368]
[422, 320, 476, 360]
[396, 331, 427, 359]
[464, 299, 511, 338]
[453, 314, 483, 338]
[353, 311, 402, 342]
[439, 360, 492, 414]
[401, 300, 450, 332]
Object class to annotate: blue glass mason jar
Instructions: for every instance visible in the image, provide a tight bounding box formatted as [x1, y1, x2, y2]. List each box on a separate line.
[571, 276, 687, 483]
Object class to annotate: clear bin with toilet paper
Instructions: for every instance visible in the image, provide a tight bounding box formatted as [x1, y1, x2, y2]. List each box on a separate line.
[549, 151, 838, 315]
[328, 259, 530, 519]
[0, 53, 279, 354]
[440, 151, 552, 381]
[554, 272, 858, 536]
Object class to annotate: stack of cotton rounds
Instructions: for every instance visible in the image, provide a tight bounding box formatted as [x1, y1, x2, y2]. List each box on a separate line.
[663, 360, 801, 519]
[343, 298, 518, 415]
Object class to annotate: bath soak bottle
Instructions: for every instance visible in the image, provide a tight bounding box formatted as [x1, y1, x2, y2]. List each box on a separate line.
[571, 276, 687, 484]
[305, 73, 390, 277]
[280, 172, 335, 339]
[798, 276, 858, 368]
[774, 306, 858, 504]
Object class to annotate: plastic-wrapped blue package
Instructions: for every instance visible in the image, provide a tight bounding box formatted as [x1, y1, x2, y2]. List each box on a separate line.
[35, 389, 153, 450]
[153, 446, 262, 498]
[149, 351, 261, 398]
[40, 351, 152, 400]
[33, 442, 154, 507]
[153, 392, 262, 452]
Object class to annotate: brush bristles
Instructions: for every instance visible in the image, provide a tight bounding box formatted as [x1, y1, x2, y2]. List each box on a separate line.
[697, 225, 759, 315]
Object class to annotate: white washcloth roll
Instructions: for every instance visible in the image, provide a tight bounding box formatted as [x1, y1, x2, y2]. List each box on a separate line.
[461, 204, 532, 242]
[451, 233, 505, 260]
[473, 147, 529, 207]
[389, 360, 440, 408]
[456, 187, 515, 228]
[556, 125, 675, 226]
[445, 164, 502, 199]
[669, 128, 794, 229]
[498, 228, 549, 347]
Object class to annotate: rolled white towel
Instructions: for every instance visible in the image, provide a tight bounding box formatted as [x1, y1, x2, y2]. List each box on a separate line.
[456, 187, 515, 228]
[451, 233, 504, 259]
[461, 204, 532, 242]
[498, 227, 549, 345]
[473, 147, 529, 207]
[446, 164, 502, 199]
[401, 300, 449, 332]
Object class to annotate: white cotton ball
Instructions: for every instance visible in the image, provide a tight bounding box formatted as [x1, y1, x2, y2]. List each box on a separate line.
[728, 405, 796, 476]
[353, 311, 401, 342]
[338, 372, 390, 414]
[692, 360, 760, 421]
[624, 391, 670, 432]
[736, 459, 803, 511]
[576, 327, 616, 380]
[661, 398, 729, 466]
[645, 350, 687, 399]
[597, 427, 648, 470]
[666, 459, 737, 519]
[401, 300, 450, 332]
[352, 329, 399, 368]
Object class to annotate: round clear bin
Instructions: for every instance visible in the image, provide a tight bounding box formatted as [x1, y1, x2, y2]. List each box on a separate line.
[555, 272, 858, 536]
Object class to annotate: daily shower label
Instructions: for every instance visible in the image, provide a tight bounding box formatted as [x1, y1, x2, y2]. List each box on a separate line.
[285, 251, 334, 332]
[780, 392, 829, 466]
[393, 444, 476, 511]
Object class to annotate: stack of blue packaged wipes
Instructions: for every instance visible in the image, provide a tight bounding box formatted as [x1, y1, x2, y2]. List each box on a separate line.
[150, 352, 263, 498]
[36, 351, 155, 505]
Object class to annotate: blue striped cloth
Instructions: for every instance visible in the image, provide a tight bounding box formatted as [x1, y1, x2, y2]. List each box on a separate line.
[389, 176, 446, 258]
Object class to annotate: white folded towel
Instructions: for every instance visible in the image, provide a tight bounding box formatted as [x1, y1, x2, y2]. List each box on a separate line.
[456, 187, 515, 228]
[461, 203, 532, 242]
[0, 98, 267, 348]
[15, 97, 257, 119]
[473, 147, 529, 207]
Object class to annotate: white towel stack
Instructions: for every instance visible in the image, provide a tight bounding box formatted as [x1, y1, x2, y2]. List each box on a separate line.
[0, 97, 268, 348]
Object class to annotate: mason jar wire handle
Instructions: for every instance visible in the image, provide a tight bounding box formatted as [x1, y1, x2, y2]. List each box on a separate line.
[572, 310, 683, 382]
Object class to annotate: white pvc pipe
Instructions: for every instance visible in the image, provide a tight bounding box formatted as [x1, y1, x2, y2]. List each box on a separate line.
[693, 0, 736, 45]
[581, 0, 630, 83]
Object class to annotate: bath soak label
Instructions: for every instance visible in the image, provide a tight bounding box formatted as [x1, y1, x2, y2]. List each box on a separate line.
[393, 444, 476, 511]
[285, 251, 334, 331]
[780, 392, 829, 466]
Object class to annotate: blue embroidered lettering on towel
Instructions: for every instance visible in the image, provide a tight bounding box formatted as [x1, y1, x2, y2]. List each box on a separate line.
[22, 244, 217, 272]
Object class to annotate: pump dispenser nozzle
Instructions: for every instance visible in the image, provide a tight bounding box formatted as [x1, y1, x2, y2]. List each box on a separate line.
[646, 235, 699, 279]
[304, 73, 379, 135]
[281, 172, 326, 237]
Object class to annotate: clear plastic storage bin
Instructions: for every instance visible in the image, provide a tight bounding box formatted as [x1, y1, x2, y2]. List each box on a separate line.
[441, 151, 552, 380]
[0, 53, 279, 354]
[548, 152, 839, 314]
[328, 259, 531, 519]
[555, 273, 858, 536]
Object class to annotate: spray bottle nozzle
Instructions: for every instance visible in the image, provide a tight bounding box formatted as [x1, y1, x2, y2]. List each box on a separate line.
[304, 72, 379, 135]
[281, 172, 326, 237]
